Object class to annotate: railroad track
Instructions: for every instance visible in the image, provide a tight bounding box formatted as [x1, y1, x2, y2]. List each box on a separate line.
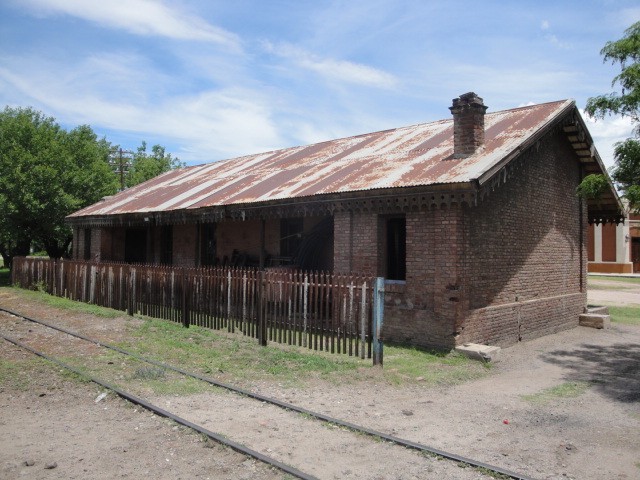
[0, 306, 536, 480]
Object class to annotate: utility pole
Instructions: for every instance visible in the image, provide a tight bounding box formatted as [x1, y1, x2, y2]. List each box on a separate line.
[108, 148, 133, 191]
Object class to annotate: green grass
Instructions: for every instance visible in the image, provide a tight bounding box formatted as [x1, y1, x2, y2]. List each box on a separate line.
[11, 287, 123, 318]
[382, 345, 490, 385]
[3, 285, 488, 389]
[587, 283, 636, 291]
[521, 381, 591, 404]
[588, 275, 640, 285]
[0, 357, 73, 390]
[608, 305, 640, 325]
[121, 317, 361, 386]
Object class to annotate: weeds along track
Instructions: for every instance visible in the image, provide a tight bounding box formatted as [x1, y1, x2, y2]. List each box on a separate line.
[0, 306, 535, 480]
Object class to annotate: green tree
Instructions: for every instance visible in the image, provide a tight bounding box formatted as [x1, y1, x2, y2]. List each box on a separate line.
[583, 21, 640, 211]
[0, 107, 119, 265]
[126, 141, 184, 188]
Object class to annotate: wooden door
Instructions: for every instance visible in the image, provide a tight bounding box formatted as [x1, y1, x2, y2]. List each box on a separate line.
[632, 238, 640, 273]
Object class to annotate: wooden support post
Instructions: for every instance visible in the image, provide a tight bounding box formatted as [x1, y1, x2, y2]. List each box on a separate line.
[126, 267, 134, 316]
[372, 277, 385, 366]
[257, 270, 267, 346]
[182, 269, 189, 328]
[259, 218, 266, 269]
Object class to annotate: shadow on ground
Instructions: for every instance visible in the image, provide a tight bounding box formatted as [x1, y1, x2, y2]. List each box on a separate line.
[541, 342, 640, 403]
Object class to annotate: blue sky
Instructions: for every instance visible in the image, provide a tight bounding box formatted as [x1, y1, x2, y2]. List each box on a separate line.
[1, 1, 639, 169]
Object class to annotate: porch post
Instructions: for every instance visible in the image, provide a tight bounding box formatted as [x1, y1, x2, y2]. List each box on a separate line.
[372, 277, 384, 366]
[259, 218, 266, 269]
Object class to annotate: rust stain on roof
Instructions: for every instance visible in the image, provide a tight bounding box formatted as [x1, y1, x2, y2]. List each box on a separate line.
[69, 100, 574, 219]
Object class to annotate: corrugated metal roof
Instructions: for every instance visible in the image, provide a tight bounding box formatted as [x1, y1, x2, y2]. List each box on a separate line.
[69, 100, 574, 218]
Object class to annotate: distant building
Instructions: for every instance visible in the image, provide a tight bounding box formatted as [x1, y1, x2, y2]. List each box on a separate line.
[588, 211, 640, 273]
[67, 93, 622, 349]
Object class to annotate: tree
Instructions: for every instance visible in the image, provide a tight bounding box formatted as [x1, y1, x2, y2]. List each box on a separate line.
[126, 141, 184, 188]
[583, 21, 640, 211]
[0, 107, 119, 264]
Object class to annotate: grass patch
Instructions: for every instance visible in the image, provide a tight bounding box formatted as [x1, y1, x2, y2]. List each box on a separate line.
[587, 283, 636, 291]
[381, 345, 490, 385]
[7, 287, 122, 318]
[0, 358, 36, 390]
[121, 317, 360, 386]
[608, 305, 640, 325]
[588, 275, 640, 285]
[120, 317, 488, 387]
[132, 366, 167, 380]
[0, 357, 89, 390]
[3, 286, 488, 389]
[521, 381, 591, 404]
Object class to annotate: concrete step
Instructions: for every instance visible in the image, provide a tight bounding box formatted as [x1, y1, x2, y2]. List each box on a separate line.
[455, 343, 501, 362]
[579, 313, 611, 329]
[586, 305, 609, 315]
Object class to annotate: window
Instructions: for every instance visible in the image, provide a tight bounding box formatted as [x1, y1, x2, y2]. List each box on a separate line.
[280, 218, 304, 259]
[160, 225, 173, 265]
[386, 217, 406, 281]
[200, 223, 217, 266]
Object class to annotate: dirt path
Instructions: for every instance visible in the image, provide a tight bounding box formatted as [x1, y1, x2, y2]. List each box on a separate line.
[587, 276, 640, 306]
[1, 287, 639, 480]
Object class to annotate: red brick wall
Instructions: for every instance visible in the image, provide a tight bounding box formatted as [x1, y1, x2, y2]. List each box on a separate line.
[381, 129, 586, 349]
[216, 219, 279, 263]
[460, 129, 586, 346]
[383, 207, 467, 349]
[333, 212, 379, 276]
[173, 224, 197, 267]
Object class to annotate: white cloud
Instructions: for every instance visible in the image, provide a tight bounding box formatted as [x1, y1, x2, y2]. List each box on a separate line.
[18, 0, 241, 49]
[424, 63, 580, 109]
[541, 20, 550, 30]
[263, 41, 399, 89]
[0, 56, 284, 162]
[545, 33, 571, 50]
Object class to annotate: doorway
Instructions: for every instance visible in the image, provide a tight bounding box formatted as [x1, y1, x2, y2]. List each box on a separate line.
[632, 238, 640, 273]
[125, 228, 147, 264]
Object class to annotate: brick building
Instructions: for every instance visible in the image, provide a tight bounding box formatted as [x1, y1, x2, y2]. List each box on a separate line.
[587, 211, 640, 273]
[67, 93, 622, 349]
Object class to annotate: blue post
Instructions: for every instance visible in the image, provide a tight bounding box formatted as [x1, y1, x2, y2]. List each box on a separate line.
[372, 277, 384, 366]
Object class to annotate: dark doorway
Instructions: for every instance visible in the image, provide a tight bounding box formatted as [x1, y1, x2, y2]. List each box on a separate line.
[632, 238, 640, 273]
[386, 217, 406, 281]
[280, 218, 304, 260]
[83, 228, 92, 261]
[296, 217, 334, 271]
[160, 225, 173, 265]
[125, 229, 147, 264]
[200, 223, 217, 266]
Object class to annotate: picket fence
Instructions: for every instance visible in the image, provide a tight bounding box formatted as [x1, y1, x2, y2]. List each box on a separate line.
[11, 257, 384, 364]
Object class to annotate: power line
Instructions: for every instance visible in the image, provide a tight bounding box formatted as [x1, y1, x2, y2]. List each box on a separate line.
[108, 148, 133, 191]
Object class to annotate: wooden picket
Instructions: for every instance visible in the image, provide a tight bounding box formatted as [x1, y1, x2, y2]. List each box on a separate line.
[10, 257, 379, 361]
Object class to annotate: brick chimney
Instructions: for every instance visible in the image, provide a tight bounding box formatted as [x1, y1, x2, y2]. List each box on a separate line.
[449, 92, 488, 158]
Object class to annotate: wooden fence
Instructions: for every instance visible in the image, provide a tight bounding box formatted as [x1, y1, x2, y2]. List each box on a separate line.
[10, 257, 384, 363]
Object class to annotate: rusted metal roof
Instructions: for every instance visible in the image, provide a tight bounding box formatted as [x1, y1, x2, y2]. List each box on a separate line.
[69, 100, 577, 219]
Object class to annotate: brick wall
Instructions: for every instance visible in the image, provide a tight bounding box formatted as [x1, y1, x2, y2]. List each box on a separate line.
[172, 224, 198, 267]
[460, 129, 586, 346]
[333, 211, 379, 275]
[381, 129, 586, 349]
[383, 207, 466, 349]
[216, 219, 279, 263]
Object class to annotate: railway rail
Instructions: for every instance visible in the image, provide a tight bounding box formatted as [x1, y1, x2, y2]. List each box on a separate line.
[0, 306, 536, 480]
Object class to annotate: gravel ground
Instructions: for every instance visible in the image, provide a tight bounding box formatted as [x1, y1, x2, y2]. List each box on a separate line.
[1, 281, 639, 480]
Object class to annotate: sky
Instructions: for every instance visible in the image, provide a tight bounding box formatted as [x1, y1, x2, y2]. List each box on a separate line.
[1, 1, 639, 169]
